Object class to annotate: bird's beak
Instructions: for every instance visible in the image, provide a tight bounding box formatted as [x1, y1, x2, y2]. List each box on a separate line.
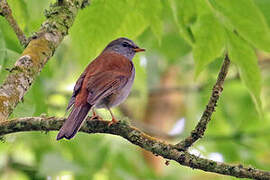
[134, 47, 145, 53]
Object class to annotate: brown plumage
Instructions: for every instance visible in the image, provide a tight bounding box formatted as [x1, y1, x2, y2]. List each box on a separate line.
[57, 38, 144, 140]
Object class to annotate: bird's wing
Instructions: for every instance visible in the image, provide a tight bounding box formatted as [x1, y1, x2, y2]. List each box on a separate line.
[66, 71, 86, 111]
[84, 52, 133, 105]
[86, 71, 130, 105]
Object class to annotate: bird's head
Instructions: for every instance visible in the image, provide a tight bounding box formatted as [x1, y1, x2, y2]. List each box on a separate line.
[104, 37, 145, 60]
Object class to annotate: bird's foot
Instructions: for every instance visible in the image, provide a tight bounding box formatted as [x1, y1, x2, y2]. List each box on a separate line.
[90, 110, 103, 121]
[108, 117, 118, 126]
[90, 114, 103, 121]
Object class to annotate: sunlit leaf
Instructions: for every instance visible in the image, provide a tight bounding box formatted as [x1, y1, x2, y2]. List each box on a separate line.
[159, 33, 191, 63]
[0, 38, 20, 82]
[139, 0, 163, 43]
[254, 0, 270, 26]
[70, 0, 135, 63]
[209, 0, 270, 52]
[0, 19, 22, 52]
[115, 11, 148, 39]
[227, 31, 262, 113]
[169, 0, 197, 45]
[192, 13, 226, 77]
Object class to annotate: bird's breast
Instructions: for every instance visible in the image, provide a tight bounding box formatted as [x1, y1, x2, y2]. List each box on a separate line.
[96, 68, 135, 108]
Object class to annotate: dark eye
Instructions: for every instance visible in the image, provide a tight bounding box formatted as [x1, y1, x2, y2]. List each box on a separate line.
[122, 42, 130, 47]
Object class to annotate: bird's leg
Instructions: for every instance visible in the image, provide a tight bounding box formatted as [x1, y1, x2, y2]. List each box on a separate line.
[90, 108, 102, 121]
[107, 106, 118, 126]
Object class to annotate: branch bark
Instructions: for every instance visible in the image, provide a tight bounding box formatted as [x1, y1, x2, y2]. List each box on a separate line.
[175, 55, 230, 150]
[0, 0, 89, 121]
[0, 0, 28, 46]
[0, 116, 269, 180]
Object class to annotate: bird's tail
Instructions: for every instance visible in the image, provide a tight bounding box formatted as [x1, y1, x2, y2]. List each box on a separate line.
[56, 104, 92, 140]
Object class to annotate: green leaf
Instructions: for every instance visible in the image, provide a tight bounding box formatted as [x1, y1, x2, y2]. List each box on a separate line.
[158, 33, 191, 63]
[0, 19, 22, 52]
[0, 28, 20, 82]
[209, 0, 270, 52]
[254, 0, 270, 26]
[70, 0, 129, 62]
[0, 48, 20, 83]
[227, 31, 262, 113]
[169, 0, 197, 45]
[70, 0, 149, 63]
[192, 13, 226, 77]
[115, 11, 148, 40]
[140, 0, 163, 44]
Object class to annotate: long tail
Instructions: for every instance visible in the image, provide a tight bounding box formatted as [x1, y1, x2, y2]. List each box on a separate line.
[56, 104, 92, 140]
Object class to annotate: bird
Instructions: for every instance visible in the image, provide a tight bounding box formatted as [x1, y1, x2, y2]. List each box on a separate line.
[56, 37, 145, 140]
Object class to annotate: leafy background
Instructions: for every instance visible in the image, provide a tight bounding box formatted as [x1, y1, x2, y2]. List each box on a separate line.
[1, 0, 270, 179]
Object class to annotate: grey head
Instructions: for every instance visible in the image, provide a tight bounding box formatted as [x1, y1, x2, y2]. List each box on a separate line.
[103, 37, 145, 61]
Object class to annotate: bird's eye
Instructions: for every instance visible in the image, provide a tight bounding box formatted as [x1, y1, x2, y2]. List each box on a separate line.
[122, 42, 130, 47]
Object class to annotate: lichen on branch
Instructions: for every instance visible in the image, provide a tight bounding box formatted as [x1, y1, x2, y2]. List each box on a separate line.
[0, 116, 269, 180]
[0, 0, 90, 121]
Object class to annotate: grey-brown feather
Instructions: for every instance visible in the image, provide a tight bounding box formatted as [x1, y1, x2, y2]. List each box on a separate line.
[57, 104, 91, 140]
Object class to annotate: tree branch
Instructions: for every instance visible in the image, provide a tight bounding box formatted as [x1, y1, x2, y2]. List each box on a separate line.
[175, 55, 230, 150]
[0, 0, 89, 121]
[0, 116, 269, 180]
[0, 0, 28, 47]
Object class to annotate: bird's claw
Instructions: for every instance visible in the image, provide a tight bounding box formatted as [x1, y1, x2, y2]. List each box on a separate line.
[90, 114, 103, 121]
[108, 117, 118, 126]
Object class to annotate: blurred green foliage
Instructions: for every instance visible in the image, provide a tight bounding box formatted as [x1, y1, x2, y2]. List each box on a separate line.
[0, 0, 270, 179]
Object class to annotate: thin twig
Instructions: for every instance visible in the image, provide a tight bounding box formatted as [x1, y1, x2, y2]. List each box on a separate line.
[175, 55, 230, 150]
[0, 0, 28, 47]
[0, 116, 269, 180]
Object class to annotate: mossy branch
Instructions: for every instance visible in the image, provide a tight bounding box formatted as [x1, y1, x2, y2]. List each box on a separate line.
[0, 0, 90, 121]
[0, 116, 269, 180]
